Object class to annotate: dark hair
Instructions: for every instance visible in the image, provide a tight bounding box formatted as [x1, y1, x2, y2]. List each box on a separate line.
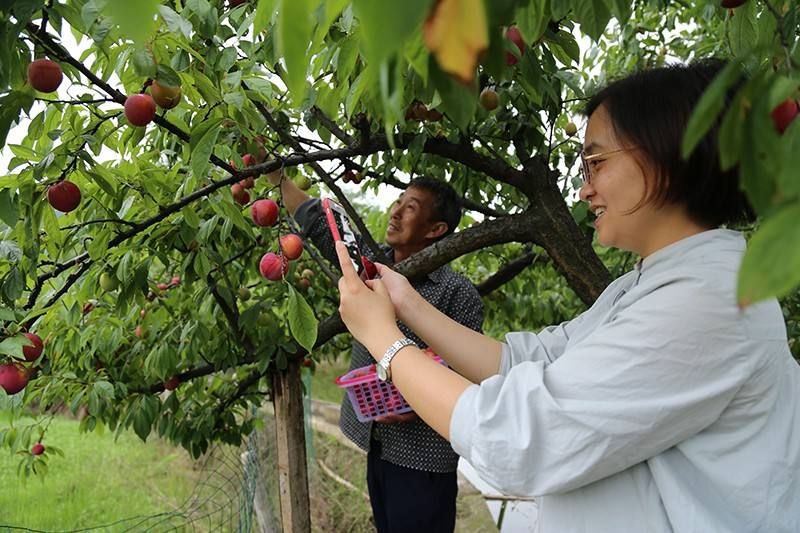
[407, 177, 462, 239]
[584, 59, 754, 227]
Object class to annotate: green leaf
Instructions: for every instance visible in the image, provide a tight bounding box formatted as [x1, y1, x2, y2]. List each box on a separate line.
[132, 47, 157, 78]
[681, 61, 742, 160]
[104, 0, 160, 44]
[254, 0, 277, 35]
[155, 64, 181, 88]
[0, 240, 22, 263]
[429, 58, 477, 132]
[276, 0, 314, 105]
[0, 335, 27, 358]
[286, 284, 318, 354]
[190, 118, 222, 180]
[158, 5, 193, 38]
[728, 0, 758, 58]
[571, 0, 611, 41]
[353, 0, 433, 64]
[0, 189, 18, 227]
[516, 0, 550, 45]
[738, 202, 800, 306]
[0, 92, 34, 149]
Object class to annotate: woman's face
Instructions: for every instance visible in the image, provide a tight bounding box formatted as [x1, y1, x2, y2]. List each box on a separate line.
[579, 105, 659, 256]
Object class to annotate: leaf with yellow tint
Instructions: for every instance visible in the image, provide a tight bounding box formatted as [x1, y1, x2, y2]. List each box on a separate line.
[423, 0, 488, 84]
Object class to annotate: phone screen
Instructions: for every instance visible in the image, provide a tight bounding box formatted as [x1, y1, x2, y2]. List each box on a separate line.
[321, 198, 376, 280]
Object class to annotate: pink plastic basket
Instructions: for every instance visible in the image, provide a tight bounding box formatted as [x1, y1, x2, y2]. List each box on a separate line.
[335, 350, 443, 422]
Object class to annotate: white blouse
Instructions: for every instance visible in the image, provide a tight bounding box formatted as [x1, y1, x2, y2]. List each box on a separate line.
[451, 229, 800, 532]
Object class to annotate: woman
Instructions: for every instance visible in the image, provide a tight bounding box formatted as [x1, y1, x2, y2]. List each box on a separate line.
[335, 61, 800, 532]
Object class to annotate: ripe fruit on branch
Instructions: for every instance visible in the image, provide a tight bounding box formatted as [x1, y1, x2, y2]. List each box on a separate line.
[47, 180, 81, 212]
[480, 88, 499, 111]
[28, 58, 63, 93]
[405, 101, 428, 121]
[770, 98, 799, 134]
[31, 443, 45, 456]
[0, 363, 29, 395]
[505, 26, 526, 66]
[241, 153, 256, 167]
[99, 272, 119, 292]
[150, 81, 182, 109]
[280, 234, 304, 260]
[260, 252, 289, 281]
[157, 282, 169, 291]
[170, 276, 181, 286]
[251, 199, 279, 226]
[164, 376, 180, 391]
[134, 325, 145, 338]
[124, 94, 156, 127]
[231, 183, 250, 206]
[720, 0, 747, 7]
[565, 121, 578, 137]
[22, 333, 44, 362]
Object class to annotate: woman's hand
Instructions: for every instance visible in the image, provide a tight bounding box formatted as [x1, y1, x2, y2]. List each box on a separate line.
[336, 241, 403, 359]
[365, 263, 416, 320]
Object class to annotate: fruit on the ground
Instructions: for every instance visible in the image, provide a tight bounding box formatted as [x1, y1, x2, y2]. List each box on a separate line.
[124, 94, 157, 127]
[238, 286, 251, 301]
[295, 175, 312, 190]
[27, 59, 63, 93]
[770, 98, 799, 134]
[99, 272, 119, 292]
[720, 0, 747, 7]
[157, 282, 169, 291]
[280, 234, 303, 260]
[47, 180, 81, 212]
[480, 88, 499, 111]
[231, 183, 250, 206]
[259, 252, 289, 281]
[164, 376, 180, 391]
[150, 81, 182, 109]
[505, 26, 526, 66]
[251, 199, 279, 226]
[0, 363, 29, 395]
[22, 333, 44, 362]
[565, 121, 578, 136]
[31, 443, 45, 456]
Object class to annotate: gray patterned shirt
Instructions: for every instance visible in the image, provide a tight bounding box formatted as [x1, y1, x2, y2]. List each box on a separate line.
[295, 198, 484, 472]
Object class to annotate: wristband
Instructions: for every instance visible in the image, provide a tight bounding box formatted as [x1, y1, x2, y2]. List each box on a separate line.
[377, 338, 416, 382]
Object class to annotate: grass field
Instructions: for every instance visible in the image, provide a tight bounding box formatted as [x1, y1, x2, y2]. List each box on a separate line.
[0, 413, 202, 530]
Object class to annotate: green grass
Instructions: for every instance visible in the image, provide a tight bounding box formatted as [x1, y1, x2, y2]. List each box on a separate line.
[309, 355, 351, 405]
[0, 413, 201, 531]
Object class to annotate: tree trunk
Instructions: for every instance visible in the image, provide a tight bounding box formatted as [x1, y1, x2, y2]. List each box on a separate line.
[272, 360, 311, 533]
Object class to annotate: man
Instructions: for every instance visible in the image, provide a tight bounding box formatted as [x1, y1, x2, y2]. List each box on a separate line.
[267, 170, 483, 533]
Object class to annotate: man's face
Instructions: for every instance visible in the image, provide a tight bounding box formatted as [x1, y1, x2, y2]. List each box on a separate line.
[384, 186, 443, 252]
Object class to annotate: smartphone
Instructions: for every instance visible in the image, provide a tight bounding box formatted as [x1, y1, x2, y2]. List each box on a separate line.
[321, 197, 377, 280]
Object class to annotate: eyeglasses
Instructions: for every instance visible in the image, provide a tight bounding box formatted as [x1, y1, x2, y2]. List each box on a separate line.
[579, 147, 636, 184]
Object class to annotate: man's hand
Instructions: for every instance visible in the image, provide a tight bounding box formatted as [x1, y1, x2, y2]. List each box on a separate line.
[375, 412, 419, 424]
[266, 169, 282, 186]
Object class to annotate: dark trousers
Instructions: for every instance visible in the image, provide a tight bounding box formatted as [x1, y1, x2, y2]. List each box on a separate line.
[367, 440, 458, 533]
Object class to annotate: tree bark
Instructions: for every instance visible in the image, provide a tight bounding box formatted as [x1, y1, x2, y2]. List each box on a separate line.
[272, 361, 311, 533]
